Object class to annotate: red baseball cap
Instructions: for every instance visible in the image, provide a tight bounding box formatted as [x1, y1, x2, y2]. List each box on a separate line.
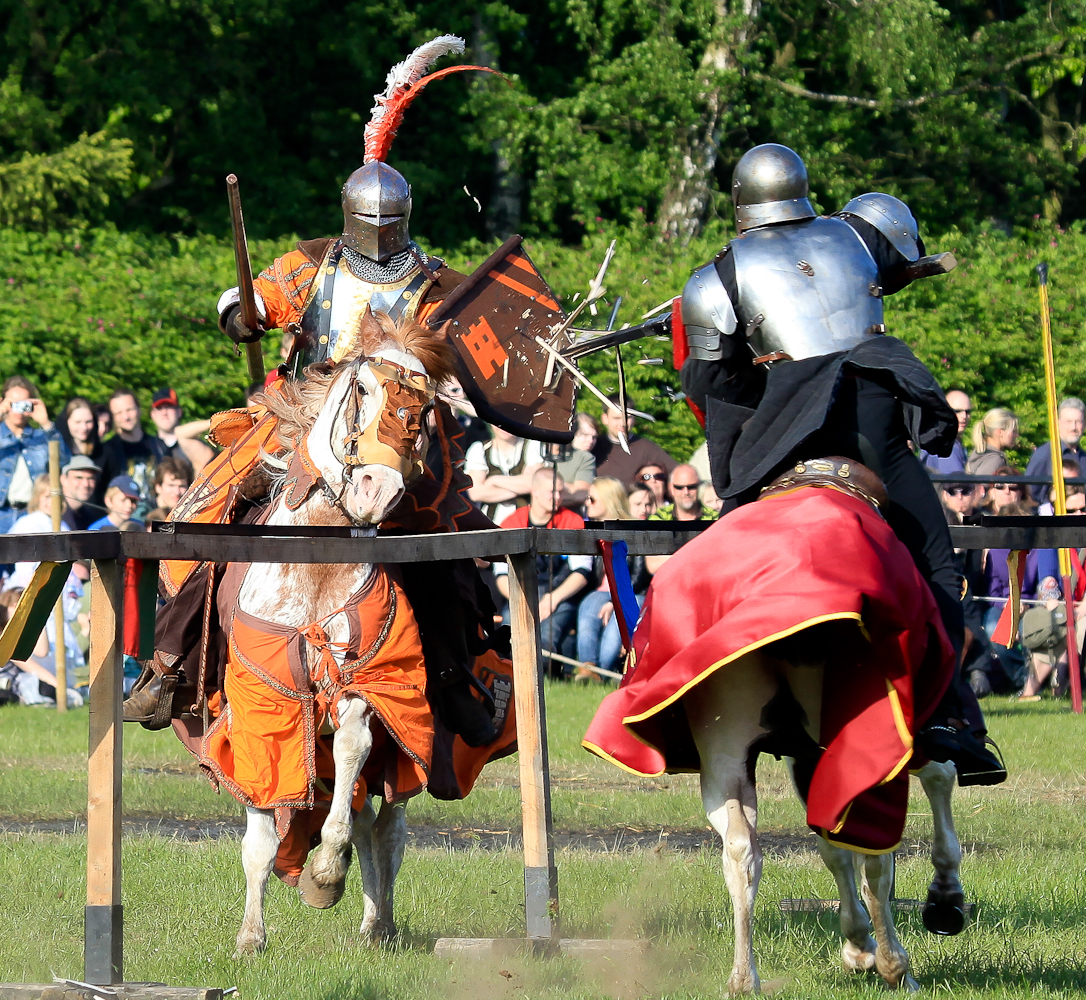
[152, 388, 179, 409]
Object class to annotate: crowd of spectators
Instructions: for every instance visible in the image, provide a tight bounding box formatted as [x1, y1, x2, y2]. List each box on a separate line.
[453, 388, 719, 682]
[5, 367, 1083, 704]
[0, 377, 202, 708]
[922, 390, 1086, 702]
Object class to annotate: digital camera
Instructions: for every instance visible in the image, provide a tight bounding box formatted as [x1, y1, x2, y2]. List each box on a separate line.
[11, 400, 34, 414]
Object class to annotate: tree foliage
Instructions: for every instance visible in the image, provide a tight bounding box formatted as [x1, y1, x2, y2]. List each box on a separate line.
[2, 0, 1086, 242]
[0, 73, 132, 229]
[2, 221, 1085, 465]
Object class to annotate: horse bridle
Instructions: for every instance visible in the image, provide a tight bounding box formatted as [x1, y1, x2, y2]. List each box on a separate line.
[315, 355, 437, 519]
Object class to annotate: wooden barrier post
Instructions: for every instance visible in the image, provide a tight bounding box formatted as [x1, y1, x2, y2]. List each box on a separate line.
[507, 548, 559, 947]
[86, 558, 124, 984]
[48, 440, 67, 712]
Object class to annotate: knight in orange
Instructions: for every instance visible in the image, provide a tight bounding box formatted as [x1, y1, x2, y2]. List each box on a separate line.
[125, 37, 508, 749]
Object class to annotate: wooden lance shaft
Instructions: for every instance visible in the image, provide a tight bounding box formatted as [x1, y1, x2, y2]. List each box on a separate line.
[49, 440, 67, 713]
[1037, 263, 1082, 713]
[226, 173, 265, 385]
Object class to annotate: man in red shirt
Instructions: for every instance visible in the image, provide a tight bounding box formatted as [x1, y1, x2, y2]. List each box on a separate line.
[494, 468, 593, 665]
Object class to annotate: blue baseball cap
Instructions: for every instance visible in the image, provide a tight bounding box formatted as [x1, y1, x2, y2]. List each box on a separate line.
[108, 475, 140, 500]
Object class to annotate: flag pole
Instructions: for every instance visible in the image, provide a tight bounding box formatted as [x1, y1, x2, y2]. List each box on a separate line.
[49, 440, 67, 713]
[1037, 262, 1082, 713]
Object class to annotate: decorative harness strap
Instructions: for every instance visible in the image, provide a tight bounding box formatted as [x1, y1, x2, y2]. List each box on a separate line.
[281, 356, 437, 521]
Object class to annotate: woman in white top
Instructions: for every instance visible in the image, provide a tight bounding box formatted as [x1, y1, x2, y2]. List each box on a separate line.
[6, 474, 86, 677]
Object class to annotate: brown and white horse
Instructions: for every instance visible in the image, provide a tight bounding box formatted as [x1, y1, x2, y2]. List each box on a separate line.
[228, 311, 458, 956]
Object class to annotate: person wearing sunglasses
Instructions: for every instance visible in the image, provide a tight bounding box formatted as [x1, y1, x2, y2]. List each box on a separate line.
[634, 463, 670, 507]
[646, 465, 719, 575]
[981, 467, 1028, 514]
[919, 389, 971, 474]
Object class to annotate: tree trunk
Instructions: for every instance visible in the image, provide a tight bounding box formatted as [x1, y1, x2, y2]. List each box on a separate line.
[656, 0, 760, 244]
[473, 13, 522, 241]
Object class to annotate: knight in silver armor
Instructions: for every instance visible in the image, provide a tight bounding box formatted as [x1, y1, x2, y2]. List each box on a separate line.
[680, 142, 1006, 786]
[681, 144, 904, 364]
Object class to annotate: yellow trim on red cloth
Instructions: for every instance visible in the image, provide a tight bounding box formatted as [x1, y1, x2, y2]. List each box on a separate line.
[620, 611, 863, 728]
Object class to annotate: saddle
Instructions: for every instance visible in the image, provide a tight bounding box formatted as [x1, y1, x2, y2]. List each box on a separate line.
[759, 456, 887, 510]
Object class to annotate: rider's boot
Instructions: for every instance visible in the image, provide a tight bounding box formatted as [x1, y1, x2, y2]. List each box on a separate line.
[918, 641, 1007, 786]
[122, 652, 180, 730]
[918, 719, 1007, 786]
[436, 671, 499, 748]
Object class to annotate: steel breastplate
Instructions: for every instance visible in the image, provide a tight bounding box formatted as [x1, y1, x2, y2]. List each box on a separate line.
[731, 216, 884, 362]
[294, 247, 433, 373]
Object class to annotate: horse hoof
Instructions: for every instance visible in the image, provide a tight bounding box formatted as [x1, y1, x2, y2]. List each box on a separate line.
[233, 934, 267, 957]
[298, 854, 350, 910]
[360, 921, 397, 946]
[922, 890, 965, 936]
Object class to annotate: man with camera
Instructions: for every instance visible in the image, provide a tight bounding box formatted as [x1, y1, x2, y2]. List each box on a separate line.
[0, 376, 68, 533]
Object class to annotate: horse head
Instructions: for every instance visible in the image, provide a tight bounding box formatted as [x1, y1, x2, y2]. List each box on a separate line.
[266, 308, 458, 525]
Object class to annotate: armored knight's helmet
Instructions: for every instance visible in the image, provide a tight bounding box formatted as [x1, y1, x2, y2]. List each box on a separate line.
[341, 162, 412, 263]
[342, 35, 499, 263]
[732, 144, 816, 234]
[836, 192, 920, 262]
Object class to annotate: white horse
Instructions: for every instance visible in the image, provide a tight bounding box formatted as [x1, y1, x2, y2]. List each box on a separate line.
[226, 311, 459, 956]
[685, 650, 963, 993]
[585, 462, 967, 993]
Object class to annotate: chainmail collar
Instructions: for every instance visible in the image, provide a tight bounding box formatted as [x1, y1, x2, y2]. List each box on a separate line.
[339, 242, 433, 284]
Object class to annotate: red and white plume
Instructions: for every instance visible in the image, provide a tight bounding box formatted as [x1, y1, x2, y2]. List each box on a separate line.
[363, 34, 503, 164]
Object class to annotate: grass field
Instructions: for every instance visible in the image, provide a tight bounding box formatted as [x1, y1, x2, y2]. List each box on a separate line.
[1, 685, 1085, 998]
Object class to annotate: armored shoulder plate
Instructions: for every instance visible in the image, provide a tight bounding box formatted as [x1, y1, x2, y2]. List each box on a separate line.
[835, 192, 919, 262]
[731, 216, 884, 362]
[681, 261, 737, 362]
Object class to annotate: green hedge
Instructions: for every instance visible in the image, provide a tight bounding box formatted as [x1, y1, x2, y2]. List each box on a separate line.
[1, 221, 1083, 465]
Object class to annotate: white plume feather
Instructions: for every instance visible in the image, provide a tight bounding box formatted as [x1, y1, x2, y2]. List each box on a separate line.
[383, 34, 465, 93]
[364, 35, 466, 162]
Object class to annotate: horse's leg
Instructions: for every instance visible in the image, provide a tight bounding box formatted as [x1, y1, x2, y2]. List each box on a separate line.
[780, 661, 877, 973]
[917, 760, 965, 935]
[299, 695, 373, 908]
[685, 657, 776, 996]
[860, 852, 918, 991]
[355, 797, 407, 943]
[235, 806, 279, 956]
[353, 795, 380, 935]
[811, 838, 877, 973]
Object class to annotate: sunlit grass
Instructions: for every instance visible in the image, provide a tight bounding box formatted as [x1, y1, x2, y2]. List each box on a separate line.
[1, 687, 1084, 997]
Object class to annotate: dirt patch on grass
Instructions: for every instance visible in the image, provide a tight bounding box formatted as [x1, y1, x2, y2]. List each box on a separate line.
[0, 816, 994, 857]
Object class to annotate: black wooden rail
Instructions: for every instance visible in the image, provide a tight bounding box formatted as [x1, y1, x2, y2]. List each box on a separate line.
[5, 517, 1084, 985]
[2, 516, 1083, 567]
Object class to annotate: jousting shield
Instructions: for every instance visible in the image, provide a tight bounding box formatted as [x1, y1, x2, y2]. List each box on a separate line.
[428, 235, 576, 443]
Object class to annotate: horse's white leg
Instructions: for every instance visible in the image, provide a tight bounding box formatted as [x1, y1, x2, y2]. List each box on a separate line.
[685, 657, 776, 996]
[860, 852, 917, 991]
[304, 696, 373, 899]
[355, 797, 407, 943]
[813, 838, 876, 973]
[917, 760, 965, 935]
[235, 807, 279, 956]
[353, 795, 380, 931]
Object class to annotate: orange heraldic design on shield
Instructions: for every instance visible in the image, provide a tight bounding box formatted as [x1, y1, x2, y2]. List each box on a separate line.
[462, 316, 509, 379]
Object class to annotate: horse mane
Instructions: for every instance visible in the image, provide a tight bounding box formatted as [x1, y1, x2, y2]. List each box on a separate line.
[259, 310, 458, 455]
